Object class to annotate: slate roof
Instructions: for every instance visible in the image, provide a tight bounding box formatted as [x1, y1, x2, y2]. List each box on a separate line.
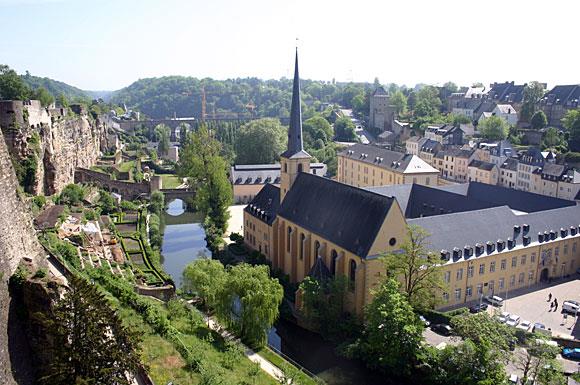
[308, 256, 333, 281]
[489, 140, 514, 158]
[519, 147, 544, 166]
[244, 184, 280, 225]
[473, 101, 497, 116]
[339, 143, 438, 174]
[495, 104, 516, 114]
[278, 172, 394, 257]
[231, 163, 326, 185]
[409, 204, 580, 265]
[373, 86, 388, 96]
[434, 148, 474, 159]
[540, 85, 580, 106]
[469, 159, 496, 171]
[500, 158, 519, 172]
[420, 139, 440, 153]
[488, 82, 526, 103]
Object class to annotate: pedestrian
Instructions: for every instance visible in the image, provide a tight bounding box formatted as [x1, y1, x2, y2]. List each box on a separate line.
[548, 293, 552, 302]
[549, 301, 554, 311]
[554, 299, 559, 312]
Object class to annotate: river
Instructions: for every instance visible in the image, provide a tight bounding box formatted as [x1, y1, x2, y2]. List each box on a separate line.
[160, 199, 392, 384]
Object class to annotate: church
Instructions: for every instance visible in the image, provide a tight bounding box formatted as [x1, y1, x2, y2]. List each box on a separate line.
[244, 50, 580, 317]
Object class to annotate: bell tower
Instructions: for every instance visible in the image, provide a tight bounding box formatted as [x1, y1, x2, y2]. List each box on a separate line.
[280, 49, 311, 202]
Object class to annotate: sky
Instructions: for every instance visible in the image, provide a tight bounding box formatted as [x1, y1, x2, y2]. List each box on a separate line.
[0, 0, 578, 91]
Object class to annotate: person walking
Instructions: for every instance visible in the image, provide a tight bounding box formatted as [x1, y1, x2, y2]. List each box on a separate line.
[549, 301, 554, 311]
[548, 293, 552, 302]
[554, 299, 558, 312]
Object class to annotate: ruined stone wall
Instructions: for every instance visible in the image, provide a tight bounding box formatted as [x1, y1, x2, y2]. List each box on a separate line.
[0, 128, 45, 385]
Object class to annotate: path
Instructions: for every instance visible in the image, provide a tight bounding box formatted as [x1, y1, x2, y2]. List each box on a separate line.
[223, 204, 247, 244]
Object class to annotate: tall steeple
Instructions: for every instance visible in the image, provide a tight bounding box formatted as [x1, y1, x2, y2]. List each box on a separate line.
[281, 49, 310, 159]
[279, 48, 311, 202]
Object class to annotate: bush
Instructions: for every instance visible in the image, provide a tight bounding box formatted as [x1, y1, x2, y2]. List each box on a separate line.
[120, 200, 139, 211]
[33, 268, 47, 279]
[31, 195, 46, 212]
[57, 184, 85, 206]
[229, 232, 244, 245]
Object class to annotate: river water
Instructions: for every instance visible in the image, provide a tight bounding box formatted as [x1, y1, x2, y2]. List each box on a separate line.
[160, 199, 391, 384]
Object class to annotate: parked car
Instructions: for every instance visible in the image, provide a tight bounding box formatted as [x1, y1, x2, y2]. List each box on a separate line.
[506, 314, 521, 327]
[562, 300, 580, 314]
[485, 295, 504, 307]
[516, 320, 532, 332]
[532, 323, 552, 336]
[562, 347, 580, 360]
[469, 303, 489, 313]
[419, 315, 430, 327]
[431, 324, 453, 336]
[498, 312, 510, 323]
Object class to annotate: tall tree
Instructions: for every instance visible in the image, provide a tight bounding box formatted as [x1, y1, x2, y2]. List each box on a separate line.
[0, 64, 30, 100]
[155, 124, 170, 156]
[542, 127, 563, 150]
[357, 278, 423, 376]
[390, 90, 407, 117]
[182, 258, 227, 310]
[303, 115, 334, 149]
[32, 87, 55, 107]
[516, 339, 565, 385]
[414, 86, 442, 117]
[39, 276, 142, 385]
[561, 109, 580, 131]
[234, 118, 286, 164]
[381, 225, 444, 310]
[531, 110, 548, 130]
[334, 116, 357, 141]
[521, 81, 545, 122]
[480, 115, 509, 141]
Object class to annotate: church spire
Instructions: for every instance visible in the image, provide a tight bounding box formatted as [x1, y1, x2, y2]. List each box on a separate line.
[281, 48, 309, 159]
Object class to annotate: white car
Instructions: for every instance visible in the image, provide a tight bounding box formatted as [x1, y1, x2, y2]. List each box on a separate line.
[516, 320, 532, 332]
[498, 312, 510, 323]
[485, 295, 504, 307]
[506, 314, 521, 327]
[562, 300, 580, 314]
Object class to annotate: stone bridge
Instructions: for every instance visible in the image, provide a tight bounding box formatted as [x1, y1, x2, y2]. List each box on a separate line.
[161, 188, 195, 202]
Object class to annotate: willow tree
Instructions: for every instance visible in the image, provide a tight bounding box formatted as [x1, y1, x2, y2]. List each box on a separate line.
[215, 263, 283, 347]
[382, 225, 444, 310]
[182, 258, 227, 310]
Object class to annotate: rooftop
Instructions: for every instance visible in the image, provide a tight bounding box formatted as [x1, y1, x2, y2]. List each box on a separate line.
[339, 143, 438, 174]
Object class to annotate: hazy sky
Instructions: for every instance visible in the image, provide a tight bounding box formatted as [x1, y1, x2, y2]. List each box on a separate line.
[0, 0, 578, 91]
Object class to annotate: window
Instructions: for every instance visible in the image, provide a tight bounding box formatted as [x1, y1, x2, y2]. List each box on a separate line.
[286, 227, 292, 252]
[349, 260, 356, 291]
[299, 233, 305, 260]
[489, 280, 495, 292]
[490, 261, 496, 273]
[521, 255, 526, 265]
[454, 288, 462, 300]
[298, 163, 303, 173]
[331, 250, 338, 276]
[314, 240, 321, 257]
[510, 275, 516, 286]
[426, 177, 430, 185]
[499, 278, 505, 289]
[284, 162, 287, 173]
[531, 253, 536, 263]
[479, 263, 485, 275]
[477, 284, 483, 295]
[466, 286, 472, 297]
[501, 259, 507, 270]
[511, 257, 517, 268]
[555, 247, 560, 256]
[443, 292, 449, 302]
[573, 243, 577, 253]
[456, 268, 463, 281]
[564, 244, 568, 255]
[444, 271, 451, 283]
[528, 271, 534, 281]
[518, 272, 524, 284]
[468, 265, 474, 278]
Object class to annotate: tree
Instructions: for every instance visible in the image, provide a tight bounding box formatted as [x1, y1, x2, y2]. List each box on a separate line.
[39, 276, 142, 385]
[155, 124, 170, 156]
[521, 81, 545, 122]
[531, 111, 548, 130]
[235, 118, 287, 164]
[449, 113, 471, 126]
[149, 190, 165, 216]
[480, 115, 509, 140]
[381, 225, 444, 310]
[357, 278, 423, 376]
[97, 190, 116, 214]
[215, 263, 283, 348]
[334, 116, 357, 141]
[443, 81, 458, 93]
[182, 258, 227, 310]
[563, 110, 580, 152]
[57, 184, 85, 206]
[542, 127, 563, 150]
[0, 64, 30, 100]
[516, 339, 564, 385]
[390, 90, 407, 117]
[32, 87, 55, 107]
[414, 86, 442, 117]
[303, 115, 333, 149]
[561, 109, 580, 131]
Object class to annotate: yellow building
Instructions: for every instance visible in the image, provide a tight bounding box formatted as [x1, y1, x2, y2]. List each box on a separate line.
[337, 143, 439, 188]
[468, 159, 499, 185]
[244, 51, 580, 318]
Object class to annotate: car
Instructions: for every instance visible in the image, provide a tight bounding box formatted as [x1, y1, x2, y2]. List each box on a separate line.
[469, 303, 489, 313]
[485, 295, 504, 307]
[516, 320, 532, 332]
[532, 322, 552, 336]
[506, 314, 521, 327]
[562, 347, 580, 360]
[562, 300, 580, 314]
[431, 323, 453, 336]
[419, 315, 430, 327]
[498, 312, 510, 323]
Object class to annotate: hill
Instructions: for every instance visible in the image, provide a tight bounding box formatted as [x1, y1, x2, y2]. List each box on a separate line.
[21, 72, 91, 101]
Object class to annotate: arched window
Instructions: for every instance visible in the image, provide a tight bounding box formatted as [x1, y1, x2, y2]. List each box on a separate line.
[349, 260, 357, 291]
[331, 250, 338, 276]
[298, 163, 303, 173]
[284, 162, 288, 173]
[315, 241, 321, 257]
[287, 227, 292, 252]
[300, 233, 305, 260]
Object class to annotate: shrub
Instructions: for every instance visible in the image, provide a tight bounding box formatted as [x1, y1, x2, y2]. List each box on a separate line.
[33, 268, 47, 279]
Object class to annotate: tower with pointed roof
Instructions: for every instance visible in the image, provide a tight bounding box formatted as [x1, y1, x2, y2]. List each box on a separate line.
[280, 49, 311, 202]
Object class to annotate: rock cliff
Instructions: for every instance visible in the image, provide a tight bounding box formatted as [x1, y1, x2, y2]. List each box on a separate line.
[0, 126, 46, 384]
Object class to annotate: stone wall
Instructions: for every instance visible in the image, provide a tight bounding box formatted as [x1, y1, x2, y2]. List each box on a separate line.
[0, 128, 45, 385]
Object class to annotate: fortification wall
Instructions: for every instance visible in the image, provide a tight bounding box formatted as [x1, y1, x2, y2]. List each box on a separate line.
[0, 129, 45, 385]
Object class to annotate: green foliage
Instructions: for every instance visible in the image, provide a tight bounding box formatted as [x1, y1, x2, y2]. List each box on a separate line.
[517, 338, 564, 385]
[182, 258, 227, 309]
[97, 190, 116, 214]
[561, 108, 580, 131]
[21, 70, 90, 101]
[414, 86, 442, 117]
[451, 312, 515, 360]
[120, 200, 139, 211]
[31, 195, 47, 212]
[148, 213, 162, 248]
[155, 124, 170, 156]
[235, 118, 287, 164]
[531, 110, 548, 130]
[449, 113, 471, 126]
[33, 267, 48, 279]
[83, 208, 98, 221]
[390, 90, 407, 117]
[149, 190, 165, 215]
[567, 111, 580, 152]
[334, 116, 357, 141]
[57, 184, 86, 206]
[38, 275, 142, 385]
[479, 115, 509, 140]
[0, 64, 30, 100]
[521, 81, 545, 122]
[542, 127, 565, 151]
[303, 115, 333, 149]
[381, 225, 444, 310]
[32, 86, 55, 107]
[352, 278, 423, 376]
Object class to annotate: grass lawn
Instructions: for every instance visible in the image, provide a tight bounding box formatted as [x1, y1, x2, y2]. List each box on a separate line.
[257, 347, 319, 385]
[161, 174, 183, 189]
[117, 161, 135, 173]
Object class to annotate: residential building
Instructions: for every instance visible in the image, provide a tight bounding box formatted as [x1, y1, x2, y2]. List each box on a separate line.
[433, 148, 476, 182]
[493, 104, 518, 126]
[487, 81, 527, 106]
[531, 163, 580, 200]
[418, 139, 441, 166]
[499, 158, 519, 189]
[489, 140, 514, 166]
[406, 136, 426, 155]
[538, 85, 580, 127]
[468, 159, 499, 185]
[424, 124, 464, 145]
[337, 143, 439, 188]
[517, 148, 544, 191]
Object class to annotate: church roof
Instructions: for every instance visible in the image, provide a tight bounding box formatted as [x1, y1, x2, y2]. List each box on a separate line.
[278, 172, 394, 258]
[307, 256, 333, 282]
[339, 143, 439, 174]
[281, 49, 310, 159]
[244, 183, 280, 225]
